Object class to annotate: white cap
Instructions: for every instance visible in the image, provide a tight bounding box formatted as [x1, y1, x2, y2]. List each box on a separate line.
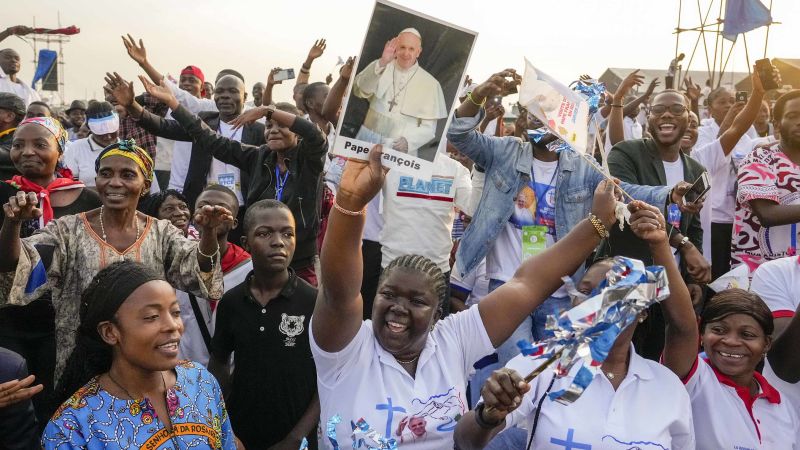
[399, 28, 422, 40]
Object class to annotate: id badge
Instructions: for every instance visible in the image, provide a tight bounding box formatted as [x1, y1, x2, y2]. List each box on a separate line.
[218, 173, 235, 190]
[522, 225, 548, 259]
[668, 203, 682, 229]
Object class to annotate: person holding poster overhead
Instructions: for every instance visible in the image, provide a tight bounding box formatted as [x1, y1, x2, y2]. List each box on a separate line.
[352, 28, 447, 156]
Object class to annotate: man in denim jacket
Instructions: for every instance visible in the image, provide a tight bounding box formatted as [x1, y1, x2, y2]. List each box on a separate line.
[447, 70, 690, 365]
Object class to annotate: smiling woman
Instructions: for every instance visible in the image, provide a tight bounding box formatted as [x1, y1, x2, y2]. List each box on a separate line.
[42, 261, 237, 449]
[0, 139, 230, 390]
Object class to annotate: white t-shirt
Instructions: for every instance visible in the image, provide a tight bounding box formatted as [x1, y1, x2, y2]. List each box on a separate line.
[696, 119, 759, 223]
[208, 121, 244, 205]
[380, 154, 471, 272]
[750, 256, 800, 415]
[0, 69, 40, 106]
[63, 136, 105, 186]
[502, 346, 694, 449]
[688, 139, 730, 262]
[487, 158, 558, 283]
[450, 259, 489, 308]
[684, 356, 799, 449]
[177, 259, 252, 366]
[310, 305, 494, 450]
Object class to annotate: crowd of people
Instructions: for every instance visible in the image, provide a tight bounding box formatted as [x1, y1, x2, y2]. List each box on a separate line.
[0, 20, 799, 450]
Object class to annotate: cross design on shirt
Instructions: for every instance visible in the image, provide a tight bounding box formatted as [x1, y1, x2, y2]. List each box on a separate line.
[551, 428, 592, 449]
[388, 98, 398, 112]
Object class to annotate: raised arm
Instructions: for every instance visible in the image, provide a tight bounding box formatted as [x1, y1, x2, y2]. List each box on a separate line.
[322, 57, 354, 124]
[683, 76, 702, 118]
[720, 70, 773, 152]
[122, 34, 164, 86]
[262, 67, 283, 108]
[623, 77, 659, 118]
[477, 179, 619, 346]
[608, 70, 643, 146]
[0, 192, 39, 272]
[312, 146, 385, 352]
[0, 26, 33, 44]
[628, 202, 698, 378]
[104, 73, 192, 142]
[297, 39, 326, 85]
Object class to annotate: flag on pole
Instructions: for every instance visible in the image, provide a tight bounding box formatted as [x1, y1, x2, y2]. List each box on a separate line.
[722, 0, 772, 41]
[518, 58, 590, 154]
[31, 49, 58, 91]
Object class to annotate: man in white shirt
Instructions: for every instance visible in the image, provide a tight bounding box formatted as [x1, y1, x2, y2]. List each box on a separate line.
[0, 26, 41, 107]
[353, 28, 448, 156]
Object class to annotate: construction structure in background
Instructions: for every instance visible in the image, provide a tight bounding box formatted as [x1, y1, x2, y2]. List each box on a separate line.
[18, 13, 80, 107]
[672, 0, 776, 90]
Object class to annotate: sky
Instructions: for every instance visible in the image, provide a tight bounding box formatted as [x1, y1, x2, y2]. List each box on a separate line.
[6, 0, 799, 106]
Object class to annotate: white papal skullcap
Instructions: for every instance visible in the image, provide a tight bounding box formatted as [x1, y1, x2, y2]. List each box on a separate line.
[399, 28, 422, 40]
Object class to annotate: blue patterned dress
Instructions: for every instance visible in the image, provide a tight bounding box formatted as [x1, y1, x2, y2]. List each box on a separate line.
[42, 361, 236, 449]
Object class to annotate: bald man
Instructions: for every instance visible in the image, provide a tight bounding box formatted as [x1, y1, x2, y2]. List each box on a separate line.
[0, 26, 41, 106]
[353, 28, 447, 157]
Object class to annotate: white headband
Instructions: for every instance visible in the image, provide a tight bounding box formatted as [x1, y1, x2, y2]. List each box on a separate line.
[87, 113, 120, 136]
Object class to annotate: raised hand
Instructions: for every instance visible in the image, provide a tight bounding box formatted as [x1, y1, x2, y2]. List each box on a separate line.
[379, 38, 398, 67]
[480, 368, 530, 423]
[0, 375, 43, 408]
[139, 76, 178, 110]
[194, 205, 234, 234]
[325, 73, 333, 85]
[474, 69, 520, 99]
[267, 67, 283, 86]
[230, 106, 270, 131]
[616, 70, 644, 100]
[3, 192, 41, 223]
[463, 75, 473, 87]
[337, 145, 387, 211]
[645, 77, 661, 96]
[6, 26, 34, 36]
[683, 76, 702, 102]
[307, 38, 327, 60]
[340, 56, 355, 79]
[628, 201, 667, 245]
[104, 72, 135, 107]
[122, 34, 148, 65]
[591, 179, 620, 229]
[484, 103, 505, 122]
[671, 181, 705, 215]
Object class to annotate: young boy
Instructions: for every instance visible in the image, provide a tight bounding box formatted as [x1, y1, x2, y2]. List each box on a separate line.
[209, 199, 319, 449]
[177, 184, 252, 365]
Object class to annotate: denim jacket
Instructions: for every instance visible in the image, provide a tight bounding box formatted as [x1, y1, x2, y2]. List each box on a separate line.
[447, 110, 670, 279]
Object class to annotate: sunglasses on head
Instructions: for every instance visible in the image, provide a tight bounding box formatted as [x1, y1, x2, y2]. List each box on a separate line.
[650, 104, 688, 116]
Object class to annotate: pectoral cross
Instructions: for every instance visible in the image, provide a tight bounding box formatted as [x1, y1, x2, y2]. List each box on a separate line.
[388, 98, 398, 112]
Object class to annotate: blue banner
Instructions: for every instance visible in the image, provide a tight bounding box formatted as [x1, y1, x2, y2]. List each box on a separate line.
[723, 0, 772, 41]
[31, 49, 58, 90]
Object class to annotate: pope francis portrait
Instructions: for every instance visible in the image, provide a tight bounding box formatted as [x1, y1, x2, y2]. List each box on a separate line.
[352, 27, 448, 157]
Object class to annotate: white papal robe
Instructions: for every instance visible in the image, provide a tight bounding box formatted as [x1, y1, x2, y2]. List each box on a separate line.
[353, 60, 447, 156]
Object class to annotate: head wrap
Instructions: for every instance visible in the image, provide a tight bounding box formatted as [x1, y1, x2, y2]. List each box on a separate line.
[181, 65, 206, 97]
[18, 116, 68, 152]
[79, 261, 165, 344]
[87, 112, 119, 136]
[96, 139, 155, 182]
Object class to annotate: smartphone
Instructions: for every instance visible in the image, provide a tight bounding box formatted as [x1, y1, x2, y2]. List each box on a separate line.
[274, 68, 295, 82]
[683, 172, 711, 206]
[735, 91, 748, 103]
[754, 58, 779, 90]
[489, 95, 503, 106]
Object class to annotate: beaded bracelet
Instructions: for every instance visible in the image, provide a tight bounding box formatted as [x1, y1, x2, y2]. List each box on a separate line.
[588, 214, 610, 239]
[198, 244, 220, 263]
[333, 201, 366, 216]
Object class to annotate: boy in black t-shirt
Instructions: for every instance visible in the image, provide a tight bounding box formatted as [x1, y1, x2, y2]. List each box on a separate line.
[209, 199, 319, 449]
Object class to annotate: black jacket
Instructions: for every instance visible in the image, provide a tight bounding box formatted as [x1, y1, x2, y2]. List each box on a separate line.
[601, 138, 706, 265]
[136, 108, 266, 207]
[0, 348, 39, 450]
[171, 105, 328, 268]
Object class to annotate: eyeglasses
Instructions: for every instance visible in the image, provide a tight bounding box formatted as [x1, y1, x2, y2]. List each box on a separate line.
[650, 104, 688, 116]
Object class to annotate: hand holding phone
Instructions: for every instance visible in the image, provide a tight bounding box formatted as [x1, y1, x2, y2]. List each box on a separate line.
[735, 91, 748, 103]
[273, 68, 296, 82]
[755, 59, 780, 90]
[683, 172, 711, 206]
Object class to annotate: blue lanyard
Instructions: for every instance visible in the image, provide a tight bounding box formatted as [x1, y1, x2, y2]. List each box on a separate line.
[530, 161, 559, 225]
[275, 166, 290, 202]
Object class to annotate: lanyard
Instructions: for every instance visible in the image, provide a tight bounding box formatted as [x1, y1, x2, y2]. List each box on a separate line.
[275, 166, 290, 202]
[530, 161, 559, 225]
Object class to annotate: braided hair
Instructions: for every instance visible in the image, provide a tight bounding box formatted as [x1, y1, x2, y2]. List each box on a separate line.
[53, 261, 164, 409]
[379, 255, 448, 315]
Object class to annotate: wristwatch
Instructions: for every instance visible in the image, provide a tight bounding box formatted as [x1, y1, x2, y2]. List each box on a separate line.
[265, 106, 275, 123]
[675, 236, 690, 254]
[474, 402, 502, 429]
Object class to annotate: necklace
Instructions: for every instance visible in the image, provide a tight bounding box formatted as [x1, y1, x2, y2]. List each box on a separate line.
[106, 371, 166, 401]
[395, 354, 419, 365]
[388, 64, 419, 112]
[99, 205, 140, 242]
